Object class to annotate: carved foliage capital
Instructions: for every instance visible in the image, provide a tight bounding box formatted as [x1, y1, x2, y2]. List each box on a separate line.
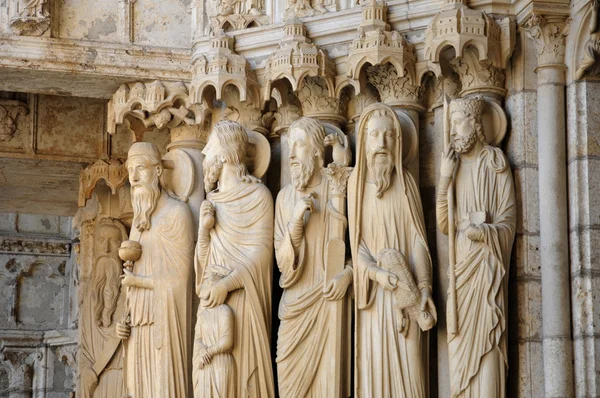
[323, 165, 353, 195]
[366, 64, 421, 107]
[450, 47, 506, 96]
[524, 14, 571, 67]
[297, 77, 345, 123]
[0, 100, 28, 142]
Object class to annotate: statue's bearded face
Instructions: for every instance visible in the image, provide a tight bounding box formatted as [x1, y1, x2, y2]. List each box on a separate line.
[128, 156, 161, 231]
[365, 114, 395, 198]
[202, 133, 224, 193]
[91, 224, 123, 328]
[289, 127, 317, 191]
[451, 111, 478, 154]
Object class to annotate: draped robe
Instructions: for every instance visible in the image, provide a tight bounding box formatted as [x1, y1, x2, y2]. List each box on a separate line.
[196, 182, 275, 398]
[437, 146, 516, 398]
[126, 192, 195, 398]
[275, 179, 347, 397]
[79, 276, 124, 398]
[349, 170, 432, 398]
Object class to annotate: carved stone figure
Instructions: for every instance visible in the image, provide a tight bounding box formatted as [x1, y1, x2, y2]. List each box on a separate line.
[79, 218, 128, 398]
[275, 117, 353, 397]
[195, 120, 275, 398]
[348, 103, 437, 397]
[116, 142, 195, 398]
[436, 96, 516, 397]
[193, 265, 235, 398]
[18, 0, 48, 18]
[577, 0, 600, 79]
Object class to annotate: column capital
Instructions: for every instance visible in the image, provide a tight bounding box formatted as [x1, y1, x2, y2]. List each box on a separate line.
[523, 14, 572, 69]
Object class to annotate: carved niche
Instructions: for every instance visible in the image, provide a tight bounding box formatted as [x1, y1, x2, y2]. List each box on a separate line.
[205, 0, 269, 32]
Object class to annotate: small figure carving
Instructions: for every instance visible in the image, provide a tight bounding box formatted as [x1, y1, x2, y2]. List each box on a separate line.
[18, 0, 48, 18]
[436, 96, 516, 397]
[116, 142, 195, 398]
[348, 103, 436, 397]
[576, 0, 600, 79]
[275, 117, 353, 397]
[195, 120, 275, 398]
[79, 218, 128, 398]
[193, 265, 235, 398]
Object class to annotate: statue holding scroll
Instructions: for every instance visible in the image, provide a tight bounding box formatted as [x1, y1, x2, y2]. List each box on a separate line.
[194, 120, 275, 398]
[436, 96, 516, 397]
[275, 117, 353, 397]
[348, 103, 436, 398]
[115, 142, 195, 398]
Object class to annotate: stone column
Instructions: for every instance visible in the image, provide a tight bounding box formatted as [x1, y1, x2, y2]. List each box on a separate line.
[524, 14, 574, 397]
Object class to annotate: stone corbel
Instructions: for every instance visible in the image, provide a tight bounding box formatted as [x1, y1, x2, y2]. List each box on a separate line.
[524, 14, 571, 69]
[10, 0, 50, 36]
[0, 100, 27, 142]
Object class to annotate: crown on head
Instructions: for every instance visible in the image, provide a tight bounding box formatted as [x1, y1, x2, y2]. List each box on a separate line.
[450, 96, 486, 122]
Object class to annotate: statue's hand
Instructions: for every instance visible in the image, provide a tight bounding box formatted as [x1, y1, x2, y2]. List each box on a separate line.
[323, 273, 351, 301]
[202, 281, 228, 308]
[375, 268, 399, 291]
[440, 144, 457, 178]
[466, 224, 484, 242]
[200, 200, 216, 230]
[116, 321, 130, 340]
[293, 195, 314, 221]
[120, 268, 138, 288]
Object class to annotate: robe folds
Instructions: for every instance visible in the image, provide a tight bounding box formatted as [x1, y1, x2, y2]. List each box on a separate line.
[275, 180, 345, 398]
[126, 192, 195, 398]
[79, 278, 124, 398]
[197, 182, 275, 398]
[437, 146, 516, 398]
[349, 171, 432, 398]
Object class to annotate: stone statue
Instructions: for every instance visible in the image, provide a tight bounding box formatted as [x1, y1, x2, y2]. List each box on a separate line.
[275, 117, 353, 397]
[18, 0, 47, 18]
[115, 142, 195, 398]
[79, 218, 128, 398]
[194, 120, 275, 398]
[348, 103, 437, 397]
[576, 0, 600, 79]
[436, 96, 516, 397]
[193, 265, 235, 397]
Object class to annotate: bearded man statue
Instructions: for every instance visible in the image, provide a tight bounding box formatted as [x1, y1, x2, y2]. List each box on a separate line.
[116, 142, 195, 398]
[348, 103, 436, 397]
[194, 120, 275, 398]
[437, 96, 516, 397]
[275, 117, 353, 397]
[79, 218, 128, 398]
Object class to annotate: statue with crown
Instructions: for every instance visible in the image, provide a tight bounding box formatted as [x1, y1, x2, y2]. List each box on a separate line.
[436, 95, 516, 397]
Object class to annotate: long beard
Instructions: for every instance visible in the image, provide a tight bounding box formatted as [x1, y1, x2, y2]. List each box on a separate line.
[290, 158, 315, 191]
[366, 148, 393, 198]
[203, 156, 223, 193]
[452, 132, 477, 154]
[91, 256, 122, 328]
[131, 175, 160, 232]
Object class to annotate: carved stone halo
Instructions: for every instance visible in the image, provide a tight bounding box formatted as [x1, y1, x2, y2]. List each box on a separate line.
[481, 100, 507, 146]
[161, 149, 195, 202]
[246, 130, 271, 178]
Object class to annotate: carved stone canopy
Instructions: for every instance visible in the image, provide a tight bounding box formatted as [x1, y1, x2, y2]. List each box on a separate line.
[78, 159, 128, 207]
[190, 30, 260, 106]
[346, 0, 417, 95]
[109, 80, 211, 144]
[263, 18, 336, 106]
